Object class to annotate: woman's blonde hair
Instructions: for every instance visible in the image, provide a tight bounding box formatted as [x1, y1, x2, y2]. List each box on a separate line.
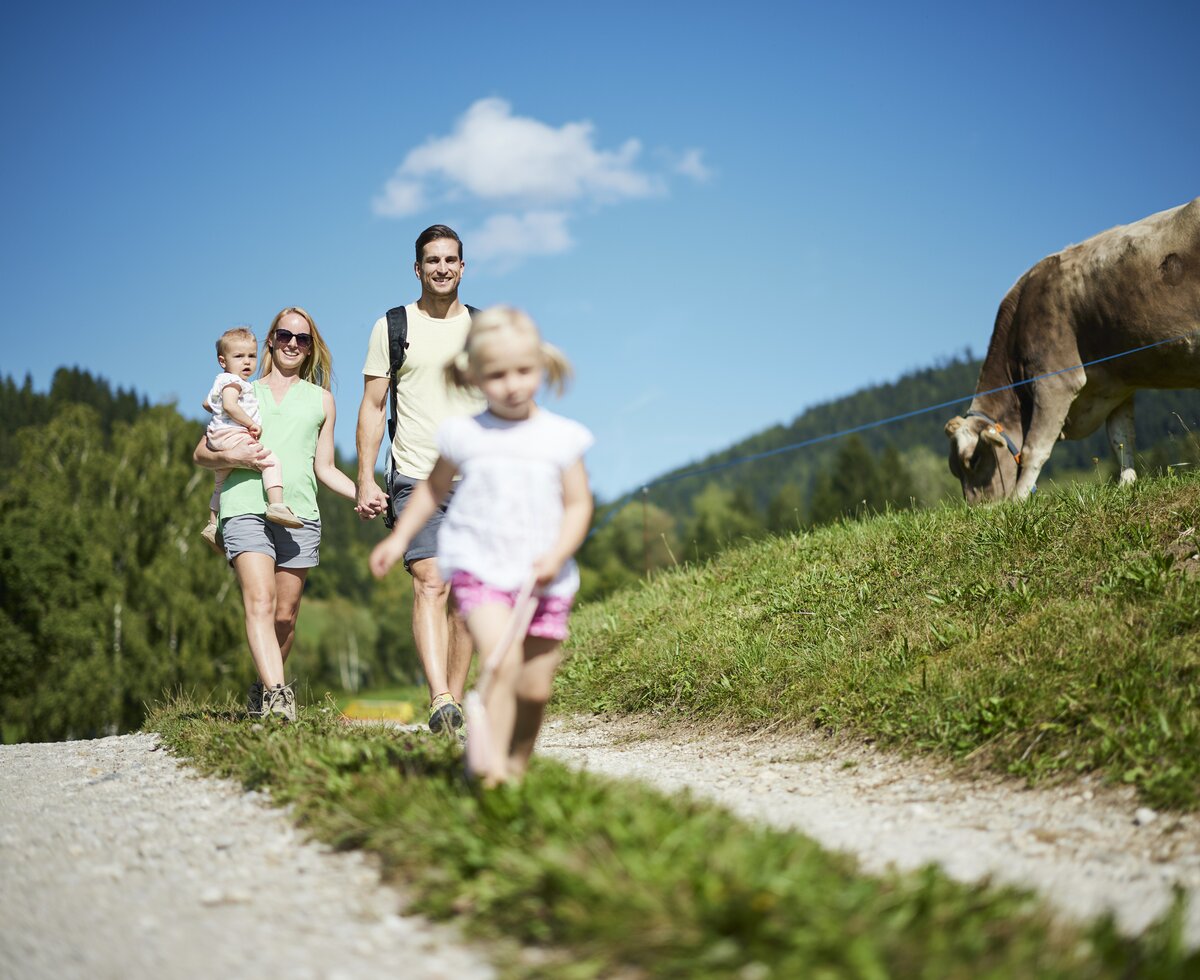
[444, 305, 572, 396]
[261, 306, 333, 389]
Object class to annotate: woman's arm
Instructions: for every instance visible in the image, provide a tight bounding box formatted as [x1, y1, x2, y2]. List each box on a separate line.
[369, 456, 458, 578]
[531, 458, 594, 587]
[193, 434, 269, 471]
[314, 390, 358, 500]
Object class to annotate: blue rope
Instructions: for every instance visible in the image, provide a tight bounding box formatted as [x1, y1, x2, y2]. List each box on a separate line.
[587, 327, 1200, 538]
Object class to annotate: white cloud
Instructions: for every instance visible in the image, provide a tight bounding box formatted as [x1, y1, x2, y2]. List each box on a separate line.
[372, 178, 424, 217]
[471, 212, 573, 263]
[376, 98, 659, 213]
[374, 98, 704, 265]
[675, 148, 712, 183]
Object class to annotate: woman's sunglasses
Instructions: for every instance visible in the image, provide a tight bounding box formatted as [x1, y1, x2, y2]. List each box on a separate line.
[273, 328, 312, 351]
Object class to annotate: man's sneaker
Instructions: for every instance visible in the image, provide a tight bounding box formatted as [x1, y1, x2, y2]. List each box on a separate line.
[264, 682, 296, 722]
[428, 693, 464, 734]
[246, 681, 265, 719]
[201, 520, 224, 555]
[265, 503, 304, 528]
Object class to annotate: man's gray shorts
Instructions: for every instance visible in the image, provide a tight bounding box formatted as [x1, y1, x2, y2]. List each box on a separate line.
[389, 472, 456, 573]
[222, 514, 321, 568]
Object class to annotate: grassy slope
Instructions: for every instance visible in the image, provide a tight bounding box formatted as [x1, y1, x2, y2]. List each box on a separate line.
[560, 472, 1200, 809]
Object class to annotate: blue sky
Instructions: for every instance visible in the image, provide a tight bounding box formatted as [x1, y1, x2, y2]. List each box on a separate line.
[2, 1, 1197, 500]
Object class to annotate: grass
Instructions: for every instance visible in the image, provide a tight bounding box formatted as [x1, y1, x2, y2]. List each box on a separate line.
[560, 472, 1200, 809]
[150, 697, 1197, 978]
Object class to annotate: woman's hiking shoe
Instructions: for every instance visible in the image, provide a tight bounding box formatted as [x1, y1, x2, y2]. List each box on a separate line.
[201, 520, 224, 555]
[265, 503, 304, 528]
[264, 683, 296, 722]
[428, 693, 464, 734]
[246, 681, 265, 719]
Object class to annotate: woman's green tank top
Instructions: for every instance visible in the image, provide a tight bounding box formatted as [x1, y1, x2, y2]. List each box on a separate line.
[219, 379, 325, 522]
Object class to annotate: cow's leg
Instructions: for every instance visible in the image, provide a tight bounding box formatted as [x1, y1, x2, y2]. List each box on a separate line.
[1105, 396, 1137, 486]
[1013, 382, 1079, 499]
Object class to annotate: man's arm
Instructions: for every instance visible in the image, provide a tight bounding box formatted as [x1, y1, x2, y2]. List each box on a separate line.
[355, 374, 391, 519]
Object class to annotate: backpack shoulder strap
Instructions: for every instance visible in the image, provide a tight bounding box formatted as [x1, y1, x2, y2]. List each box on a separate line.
[386, 304, 478, 444]
[385, 305, 408, 445]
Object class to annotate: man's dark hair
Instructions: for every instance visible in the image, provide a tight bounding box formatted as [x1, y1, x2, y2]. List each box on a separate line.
[414, 224, 464, 264]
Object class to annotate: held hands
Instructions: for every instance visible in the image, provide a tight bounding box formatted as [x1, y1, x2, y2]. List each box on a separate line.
[356, 480, 388, 521]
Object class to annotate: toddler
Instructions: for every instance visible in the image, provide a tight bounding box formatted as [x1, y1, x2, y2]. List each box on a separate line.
[201, 326, 301, 552]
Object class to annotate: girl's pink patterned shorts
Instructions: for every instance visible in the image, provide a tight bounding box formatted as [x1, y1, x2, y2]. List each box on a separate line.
[450, 571, 574, 640]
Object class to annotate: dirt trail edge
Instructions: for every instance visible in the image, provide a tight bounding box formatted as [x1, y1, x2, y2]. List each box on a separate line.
[540, 715, 1200, 943]
[0, 734, 494, 980]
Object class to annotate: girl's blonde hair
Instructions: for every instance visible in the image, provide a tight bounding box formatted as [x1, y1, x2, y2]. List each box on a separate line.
[444, 305, 572, 396]
[261, 306, 334, 389]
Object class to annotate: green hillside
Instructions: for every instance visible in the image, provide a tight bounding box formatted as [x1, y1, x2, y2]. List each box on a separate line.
[634, 352, 1200, 519]
[577, 353, 1200, 597]
[564, 470, 1200, 809]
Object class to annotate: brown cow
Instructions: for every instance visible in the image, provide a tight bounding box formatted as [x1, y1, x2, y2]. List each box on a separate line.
[945, 198, 1200, 503]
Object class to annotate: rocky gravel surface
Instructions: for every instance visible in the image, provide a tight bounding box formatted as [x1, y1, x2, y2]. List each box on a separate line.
[0, 734, 493, 980]
[542, 715, 1200, 943]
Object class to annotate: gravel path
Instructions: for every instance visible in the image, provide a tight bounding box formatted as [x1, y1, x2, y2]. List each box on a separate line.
[0, 734, 493, 980]
[540, 715, 1200, 943]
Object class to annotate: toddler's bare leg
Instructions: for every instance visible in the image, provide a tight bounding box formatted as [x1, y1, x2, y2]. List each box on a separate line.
[507, 638, 563, 780]
[210, 468, 230, 517]
[465, 603, 524, 785]
[259, 451, 286, 506]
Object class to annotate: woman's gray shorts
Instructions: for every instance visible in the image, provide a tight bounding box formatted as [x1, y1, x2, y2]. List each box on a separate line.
[222, 514, 321, 568]
[389, 472, 456, 572]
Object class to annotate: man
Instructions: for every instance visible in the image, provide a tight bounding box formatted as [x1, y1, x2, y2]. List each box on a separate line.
[356, 225, 482, 733]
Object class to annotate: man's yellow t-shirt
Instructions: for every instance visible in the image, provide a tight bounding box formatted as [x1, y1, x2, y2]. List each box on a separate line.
[362, 303, 485, 479]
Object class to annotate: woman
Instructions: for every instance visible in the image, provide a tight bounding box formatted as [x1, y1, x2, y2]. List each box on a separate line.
[194, 306, 356, 720]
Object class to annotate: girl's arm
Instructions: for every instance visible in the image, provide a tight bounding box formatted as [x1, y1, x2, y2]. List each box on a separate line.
[369, 456, 458, 578]
[314, 390, 357, 500]
[221, 385, 259, 437]
[531, 458, 594, 587]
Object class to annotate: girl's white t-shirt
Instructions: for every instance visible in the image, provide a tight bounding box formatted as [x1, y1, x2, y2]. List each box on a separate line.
[206, 373, 260, 432]
[436, 409, 594, 597]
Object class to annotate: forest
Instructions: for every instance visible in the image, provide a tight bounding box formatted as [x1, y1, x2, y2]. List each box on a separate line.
[3, 361, 1198, 741]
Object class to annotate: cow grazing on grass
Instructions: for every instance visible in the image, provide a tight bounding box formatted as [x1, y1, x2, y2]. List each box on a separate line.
[945, 198, 1200, 503]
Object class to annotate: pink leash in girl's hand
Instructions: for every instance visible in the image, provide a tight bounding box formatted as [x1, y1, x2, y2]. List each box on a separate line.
[464, 574, 539, 781]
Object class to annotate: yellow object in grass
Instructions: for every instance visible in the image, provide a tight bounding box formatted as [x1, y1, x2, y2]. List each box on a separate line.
[341, 700, 416, 723]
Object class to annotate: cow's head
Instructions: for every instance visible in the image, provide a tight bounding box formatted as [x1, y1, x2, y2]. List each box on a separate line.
[944, 414, 1019, 503]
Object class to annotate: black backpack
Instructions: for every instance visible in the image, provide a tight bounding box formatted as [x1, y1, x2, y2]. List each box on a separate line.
[383, 303, 479, 527]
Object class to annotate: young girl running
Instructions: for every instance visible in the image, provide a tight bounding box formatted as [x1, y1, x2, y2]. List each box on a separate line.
[369, 306, 593, 785]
